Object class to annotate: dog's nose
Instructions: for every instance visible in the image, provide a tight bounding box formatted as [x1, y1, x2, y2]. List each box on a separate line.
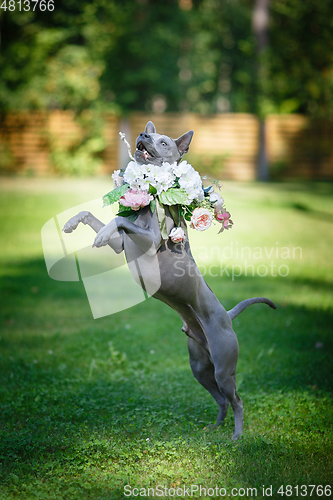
[140, 132, 150, 139]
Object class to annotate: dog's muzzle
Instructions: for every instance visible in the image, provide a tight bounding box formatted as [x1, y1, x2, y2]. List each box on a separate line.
[136, 141, 155, 161]
[135, 134, 162, 165]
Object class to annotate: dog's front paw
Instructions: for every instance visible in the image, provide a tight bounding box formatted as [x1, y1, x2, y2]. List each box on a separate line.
[93, 223, 115, 248]
[62, 211, 90, 233]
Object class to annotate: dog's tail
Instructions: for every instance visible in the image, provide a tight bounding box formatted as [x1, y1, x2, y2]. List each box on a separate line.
[228, 297, 277, 320]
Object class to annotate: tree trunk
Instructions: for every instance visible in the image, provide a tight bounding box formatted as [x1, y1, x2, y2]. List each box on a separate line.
[253, 0, 270, 181]
[257, 120, 269, 181]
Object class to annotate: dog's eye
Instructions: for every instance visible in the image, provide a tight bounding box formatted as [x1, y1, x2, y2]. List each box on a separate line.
[161, 141, 167, 146]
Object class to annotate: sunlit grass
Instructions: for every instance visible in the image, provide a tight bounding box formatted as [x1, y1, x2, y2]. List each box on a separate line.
[0, 178, 332, 499]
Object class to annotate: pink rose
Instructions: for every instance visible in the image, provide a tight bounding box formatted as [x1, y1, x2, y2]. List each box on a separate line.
[215, 209, 233, 231]
[120, 189, 153, 211]
[169, 227, 185, 243]
[190, 208, 212, 231]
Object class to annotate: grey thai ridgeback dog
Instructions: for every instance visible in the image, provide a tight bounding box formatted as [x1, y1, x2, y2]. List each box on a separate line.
[63, 121, 276, 440]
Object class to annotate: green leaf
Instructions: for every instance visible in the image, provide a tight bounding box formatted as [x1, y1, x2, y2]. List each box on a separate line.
[117, 208, 134, 217]
[150, 199, 156, 214]
[156, 201, 168, 240]
[158, 188, 189, 206]
[123, 213, 139, 222]
[102, 184, 129, 207]
[117, 204, 139, 222]
[169, 205, 180, 226]
[117, 203, 131, 214]
[149, 184, 157, 195]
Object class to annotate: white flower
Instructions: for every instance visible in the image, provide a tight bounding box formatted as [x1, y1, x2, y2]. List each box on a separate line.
[169, 227, 185, 243]
[111, 169, 124, 187]
[172, 160, 192, 177]
[123, 161, 177, 193]
[145, 164, 160, 180]
[122, 159, 204, 203]
[178, 171, 204, 203]
[153, 166, 176, 194]
[123, 161, 141, 185]
[124, 162, 149, 190]
[178, 166, 201, 186]
[137, 175, 151, 191]
[209, 192, 224, 211]
[183, 184, 200, 204]
[195, 188, 205, 203]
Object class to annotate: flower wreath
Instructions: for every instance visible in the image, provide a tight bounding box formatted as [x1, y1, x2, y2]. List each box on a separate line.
[102, 134, 233, 243]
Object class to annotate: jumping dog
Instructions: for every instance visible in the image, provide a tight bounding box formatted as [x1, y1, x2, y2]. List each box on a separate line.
[63, 121, 276, 439]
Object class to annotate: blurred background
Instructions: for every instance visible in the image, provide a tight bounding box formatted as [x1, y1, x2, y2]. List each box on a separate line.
[1, 0, 333, 180]
[1, 3, 333, 496]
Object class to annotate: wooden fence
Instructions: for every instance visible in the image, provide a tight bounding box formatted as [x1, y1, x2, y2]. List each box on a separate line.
[266, 115, 333, 179]
[1, 111, 333, 180]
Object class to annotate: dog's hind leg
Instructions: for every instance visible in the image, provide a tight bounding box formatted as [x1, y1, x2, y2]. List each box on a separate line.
[187, 336, 229, 426]
[194, 317, 243, 440]
[213, 367, 243, 440]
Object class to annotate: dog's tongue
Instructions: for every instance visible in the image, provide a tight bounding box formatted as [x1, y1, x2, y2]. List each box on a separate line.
[137, 141, 153, 160]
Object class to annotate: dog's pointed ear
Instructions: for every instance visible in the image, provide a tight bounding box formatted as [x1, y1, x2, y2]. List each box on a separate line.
[175, 130, 194, 157]
[145, 121, 156, 134]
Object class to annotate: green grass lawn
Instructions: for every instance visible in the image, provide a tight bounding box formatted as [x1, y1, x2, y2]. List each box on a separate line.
[0, 177, 332, 499]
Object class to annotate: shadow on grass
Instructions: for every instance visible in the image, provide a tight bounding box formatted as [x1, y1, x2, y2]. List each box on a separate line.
[269, 181, 333, 197]
[1, 257, 333, 391]
[1, 257, 333, 497]
[290, 201, 333, 224]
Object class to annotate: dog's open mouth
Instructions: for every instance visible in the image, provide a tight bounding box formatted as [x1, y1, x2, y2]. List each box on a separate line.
[136, 142, 154, 161]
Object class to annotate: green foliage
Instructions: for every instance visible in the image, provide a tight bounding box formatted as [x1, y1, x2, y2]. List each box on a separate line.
[98, 0, 257, 114]
[47, 110, 107, 176]
[150, 199, 156, 215]
[187, 152, 228, 178]
[265, 0, 333, 117]
[50, 136, 105, 176]
[102, 184, 129, 207]
[158, 187, 189, 206]
[44, 45, 104, 110]
[0, 140, 15, 174]
[1, 0, 333, 117]
[0, 1, 116, 113]
[116, 203, 139, 222]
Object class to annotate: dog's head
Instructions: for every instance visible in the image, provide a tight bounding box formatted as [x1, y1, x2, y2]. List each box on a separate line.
[134, 121, 193, 166]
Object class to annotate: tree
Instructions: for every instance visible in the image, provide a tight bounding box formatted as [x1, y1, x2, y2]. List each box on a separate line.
[252, 0, 270, 181]
[267, 0, 333, 118]
[0, 0, 332, 117]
